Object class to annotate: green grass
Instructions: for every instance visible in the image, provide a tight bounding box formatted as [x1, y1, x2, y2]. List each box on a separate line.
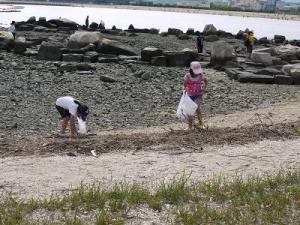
[1, 170, 300, 224]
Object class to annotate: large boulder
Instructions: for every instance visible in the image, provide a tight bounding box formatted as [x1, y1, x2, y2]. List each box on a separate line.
[67, 31, 103, 49]
[151, 56, 167, 66]
[210, 41, 236, 67]
[14, 37, 27, 54]
[163, 48, 198, 67]
[274, 35, 286, 44]
[251, 52, 273, 66]
[38, 41, 64, 60]
[48, 18, 78, 30]
[0, 31, 14, 50]
[89, 22, 98, 30]
[27, 16, 36, 24]
[282, 63, 300, 84]
[205, 34, 219, 42]
[273, 44, 300, 56]
[203, 24, 217, 35]
[167, 28, 183, 36]
[290, 68, 300, 84]
[141, 47, 163, 61]
[97, 38, 137, 56]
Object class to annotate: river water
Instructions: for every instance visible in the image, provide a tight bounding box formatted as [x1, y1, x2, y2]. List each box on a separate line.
[0, 4, 299, 39]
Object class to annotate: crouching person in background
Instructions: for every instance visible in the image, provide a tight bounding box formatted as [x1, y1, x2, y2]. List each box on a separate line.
[55, 96, 89, 137]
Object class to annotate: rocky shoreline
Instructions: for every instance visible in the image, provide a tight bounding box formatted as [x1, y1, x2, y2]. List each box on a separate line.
[0, 17, 300, 135]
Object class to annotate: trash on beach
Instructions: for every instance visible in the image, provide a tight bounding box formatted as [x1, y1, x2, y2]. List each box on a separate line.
[176, 91, 198, 121]
[78, 118, 87, 134]
[91, 150, 97, 157]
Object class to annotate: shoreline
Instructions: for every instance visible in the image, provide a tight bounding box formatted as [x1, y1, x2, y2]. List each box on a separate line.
[0, 0, 300, 21]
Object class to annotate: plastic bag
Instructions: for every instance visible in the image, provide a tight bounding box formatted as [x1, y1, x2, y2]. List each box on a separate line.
[176, 91, 198, 121]
[77, 118, 87, 134]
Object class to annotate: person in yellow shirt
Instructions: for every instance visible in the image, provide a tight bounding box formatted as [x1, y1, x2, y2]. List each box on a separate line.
[245, 31, 256, 61]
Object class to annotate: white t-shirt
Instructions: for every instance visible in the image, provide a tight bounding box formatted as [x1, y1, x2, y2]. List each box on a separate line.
[56, 96, 79, 116]
[8, 25, 16, 33]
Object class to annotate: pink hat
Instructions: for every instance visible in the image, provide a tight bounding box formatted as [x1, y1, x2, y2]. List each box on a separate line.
[190, 61, 203, 74]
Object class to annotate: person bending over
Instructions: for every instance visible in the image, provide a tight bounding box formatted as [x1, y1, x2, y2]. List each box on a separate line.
[55, 96, 89, 137]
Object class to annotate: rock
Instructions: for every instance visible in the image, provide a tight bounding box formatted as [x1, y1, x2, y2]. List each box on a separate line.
[89, 22, 98, 30]
[167, 28, 183, 36]
[291, 60, 300, 64]
[274, 44, 300, 56]
[274, 75, 293, 85]
[258, 37, 270, 44]
[23, 49, 38, 56]
[61, 48, 84, 54]
[27, 16, 36, 24]
[141, 72, 151, 80]
[14, 37, 27, 54]
[141, 47, 163, 61]
[274, 35, 286, 44]
[178, 34, 190, 40]
[282, 64, 294, 75]
[251, 52, 273, 66]
[128, 24, 134, 30]
[133, 70, 144, 78]
[253, 47, 274, 55]
[290, 67, 300, 84]
[225, 68, 240, 79]
[37, 17, 49, 27]
[83, 51, 98, 63]
[256, 67, 282, 75]
[186, 28, 194, 35]
[236, 30, 246, 39]
[67, 31, 103, 49]
[163, 48, 198, 67]
[149, 28, 159, 34]
[205, 35, 219, 42]
[100, 75, 117, 83]
[48, 18, 78, 30]
[97, 38, 137, 56]
[272, 57, 286, 65]
[237, 72, 274, 84]
[62, 54, 83, 62]
[17, 24, 35, 31]
[151, 56, 167, 66]
[203, 24, 217, 35]
[210, 41, 236, 67]
[160, 32, 168, 37]
[33, 26, 47, 32]
[38, 41, 64, 60]
[0, 31, 14, 50]
[76, 63, 95, 71]
[98, 57, 119, 63]
[60, 63, 77, 72]
[128, 33, 138, 37]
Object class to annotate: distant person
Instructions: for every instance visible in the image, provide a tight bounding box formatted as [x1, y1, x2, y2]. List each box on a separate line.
[8, 21, 16, 40]
[55, 96, 89, 137]
[196, 35, 204, 53]
[184, 61, 208, 130]
[99, 20, 105, 30]
[245, 31, 256, 61]
[85, 16, 89, 29]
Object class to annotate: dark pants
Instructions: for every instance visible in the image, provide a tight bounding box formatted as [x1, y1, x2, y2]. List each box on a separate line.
[56, 105, 70, 119]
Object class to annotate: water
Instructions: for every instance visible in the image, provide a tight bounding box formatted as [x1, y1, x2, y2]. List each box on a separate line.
[0, 4, 300, 39]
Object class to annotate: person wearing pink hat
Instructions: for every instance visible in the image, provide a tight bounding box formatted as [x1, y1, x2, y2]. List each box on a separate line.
[184, 61, 208, 129]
